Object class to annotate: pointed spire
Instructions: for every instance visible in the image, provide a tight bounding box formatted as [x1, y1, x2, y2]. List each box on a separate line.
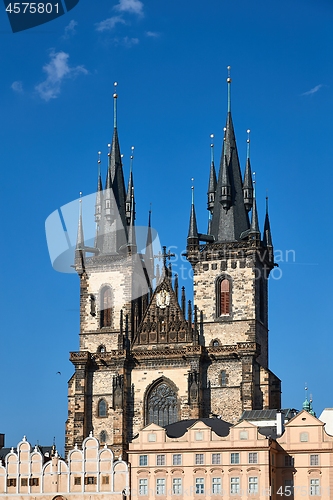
[174, 273, 179, 302]
[181, 286, 186, 316]
[249, 173, 260, 236]
[127, 187, 137, 254]
[263, 195, 273, 250]
[227, 65, 231, 113]
[220, 153, 232, 210]
[145, 208, 154, 282]
[126, 147, 135, 225]
[207, 134, 217, 213]
[76, 192, 84, 250]
[243, 129, 254, 212]
[95, 151, 103, 223]
[210, 69, 249, 242]
[188, 182, 199, 239]
[113, 81, 118, 128]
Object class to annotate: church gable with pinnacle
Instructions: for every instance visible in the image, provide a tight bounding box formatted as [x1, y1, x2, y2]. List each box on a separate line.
[133, 274, 193, 348]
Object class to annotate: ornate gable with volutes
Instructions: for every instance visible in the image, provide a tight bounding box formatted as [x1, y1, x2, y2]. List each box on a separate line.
[133, 274, 195, 348]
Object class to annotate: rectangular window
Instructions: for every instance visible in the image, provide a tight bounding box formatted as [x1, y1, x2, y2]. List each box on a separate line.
[156, 454, 166, 466]
[310, 454, 319, 466]
[212, 453, 221, 465]
[74, 476, 81, 485]
[212, 477, 221, 494]
[29, 478, 39, 486]
[139, 478, 148, 496]
[85, 476, 96, 485]
[7, 478, 16, 487]
[284, 479, 294, 497]
[231, 452, 240, 464]
[102, 475, 110, 485]
[249, 452, 258, 464]
[173, 477, 182, 495]
[195, 431, 203, 441]
[230, 477, 240, 495]
[310, 479, 320, 496]
[284, 455, 294, 467]
[195, 453, 204, 465]
[300, 432, 309, 442]
[195, 477, 204, 494]
[21, 478, 28, 487]
[248, 476, 258, 494]
[156, 478, 166, 495]
[173, 454, 182, 465]
[139, 455, 148, 466]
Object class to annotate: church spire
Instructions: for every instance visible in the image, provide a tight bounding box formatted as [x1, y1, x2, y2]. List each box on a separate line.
[187, 182, 199, 264]
[207, 134, 217, 213]
[188, 183, 199, 240]
[145, 208, 154, 284]
[210, 67, 249, 242]
[76, 192, 84, 250]
[95, 151, 103, 223]
[249, 174, 260, 237]
[263, 195, 273, 260]
[243, 129, 254, 212]
[127, 187, 137, 254]
[126, 147, 135, 225]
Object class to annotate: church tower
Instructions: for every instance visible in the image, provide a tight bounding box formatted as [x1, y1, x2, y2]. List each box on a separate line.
[186, 70, 281, 422]
[66, 75, 281, 457]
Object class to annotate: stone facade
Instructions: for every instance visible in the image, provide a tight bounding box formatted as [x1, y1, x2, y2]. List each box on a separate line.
[65, 85, 281, 457]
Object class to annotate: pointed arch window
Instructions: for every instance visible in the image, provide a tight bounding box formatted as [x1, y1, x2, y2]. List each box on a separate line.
[146, 382, 178, 426]
[100, 430, 107, 444]
[100, 287, 112, 328]
[220, 279, 230, 315]
[216, 276, 231, 317]
[98, 399, 107, 418]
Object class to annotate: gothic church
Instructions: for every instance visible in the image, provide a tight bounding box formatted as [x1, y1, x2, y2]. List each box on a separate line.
[65, 76, 281, 458]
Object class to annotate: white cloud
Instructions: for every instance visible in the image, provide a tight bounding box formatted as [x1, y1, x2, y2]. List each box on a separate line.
[145, 31, 159, 37]
[114, 0, 143, 16]
[95, 15, 126, 32]
[122, 36, 139, 47]
[112, 36, 139, 47]
[11, 81, 23, 93]
[302, 84, 324, 96]
[35, 51, 88, 101]
[63, 20, 78, 38]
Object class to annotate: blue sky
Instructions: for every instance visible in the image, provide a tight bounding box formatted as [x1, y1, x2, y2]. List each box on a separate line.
[1, 0, 333, 455]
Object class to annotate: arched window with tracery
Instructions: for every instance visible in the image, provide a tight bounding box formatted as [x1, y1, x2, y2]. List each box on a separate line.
[146, 382, 178, 426]
[100, 287, 112, 327]
[98, 399, 107, 417]
[100, 430, 107, 443]
[217, 277, 231, 316]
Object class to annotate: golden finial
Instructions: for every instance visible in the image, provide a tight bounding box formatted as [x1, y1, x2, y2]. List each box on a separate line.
[97, 151, 101, 164]
[130, 145, 135, 160]
[247, 129, 251, 143]
[107, 143, 111, 157]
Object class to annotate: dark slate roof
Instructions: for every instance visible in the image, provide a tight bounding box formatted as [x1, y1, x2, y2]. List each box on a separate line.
[164, 418, 232, 438]
[258, 426, 278, 439]
[240, 409, 298, 421]
[0, 445, 54, 461]
[210, 112, 249, 242]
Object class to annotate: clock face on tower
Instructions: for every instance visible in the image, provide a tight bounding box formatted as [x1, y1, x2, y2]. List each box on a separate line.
[156, 290, 170, 309]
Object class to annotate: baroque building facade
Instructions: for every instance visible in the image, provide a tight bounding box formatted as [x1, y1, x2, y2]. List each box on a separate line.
[65, 75, 281, 458]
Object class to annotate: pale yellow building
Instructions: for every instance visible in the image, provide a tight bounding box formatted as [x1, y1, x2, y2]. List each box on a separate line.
[0, 434, 129, 499]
